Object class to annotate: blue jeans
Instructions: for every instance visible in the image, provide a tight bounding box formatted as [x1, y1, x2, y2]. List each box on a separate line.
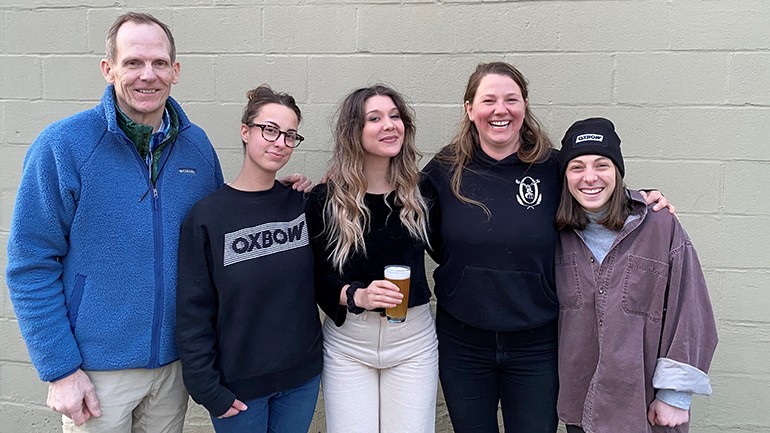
[436, 306, 559, 433]
[210, 375, 320, 433]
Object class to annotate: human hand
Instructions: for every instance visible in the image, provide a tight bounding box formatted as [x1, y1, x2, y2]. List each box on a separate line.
[47, 369, 101, 426]
[640, 190, 676, 214]
[647, 398, 689, 427]
[278, 173, 313, 192]
[353, 280, 404, 310]
[218, 399, 248, 419]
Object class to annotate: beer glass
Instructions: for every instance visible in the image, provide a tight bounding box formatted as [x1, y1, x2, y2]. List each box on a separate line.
[384, 265, 411, 323]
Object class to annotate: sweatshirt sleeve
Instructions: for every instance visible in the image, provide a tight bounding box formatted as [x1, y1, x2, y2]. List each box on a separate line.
[5, 129, 83, 382]
[419, 169, 443, 265]
[652, 218, 718, 397]
[175, 211, 236, 417]
[304, 186, 348, 327]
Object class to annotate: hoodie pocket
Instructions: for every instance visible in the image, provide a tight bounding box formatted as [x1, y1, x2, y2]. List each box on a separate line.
[622, 255, 669, 321]
[448, 266, 558, 328]
[555, 253, 582, 309]
[68, 274, 87, 330]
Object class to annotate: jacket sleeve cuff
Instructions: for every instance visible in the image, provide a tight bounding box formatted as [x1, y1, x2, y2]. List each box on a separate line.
[655, 389, 692, 410]
[47, 366, 81, 383]
[652, 357, 712, 395]
[203, 386, 238, 418]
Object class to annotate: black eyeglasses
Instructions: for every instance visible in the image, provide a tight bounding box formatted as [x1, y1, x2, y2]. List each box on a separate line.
[246, 123, 304, 148]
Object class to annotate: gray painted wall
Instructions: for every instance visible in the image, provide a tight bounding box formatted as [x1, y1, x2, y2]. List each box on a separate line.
[1, 1, 768, 432]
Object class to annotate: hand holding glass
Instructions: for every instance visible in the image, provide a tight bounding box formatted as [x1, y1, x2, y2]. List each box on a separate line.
[384, 265, 411, 323]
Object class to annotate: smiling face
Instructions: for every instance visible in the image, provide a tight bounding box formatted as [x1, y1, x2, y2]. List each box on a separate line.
[566, 154, 618, 212]
[361, 95, 405, 162]
[240, 103, 299, 178]
[100, 21, 179, 129]
[465, 73, 527, 160]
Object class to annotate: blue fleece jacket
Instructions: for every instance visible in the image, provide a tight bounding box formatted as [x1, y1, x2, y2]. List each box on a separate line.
[6, 85, 224, 382]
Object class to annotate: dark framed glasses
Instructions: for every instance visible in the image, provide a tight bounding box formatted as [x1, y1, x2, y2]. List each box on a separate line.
[246, 123, 304, 148]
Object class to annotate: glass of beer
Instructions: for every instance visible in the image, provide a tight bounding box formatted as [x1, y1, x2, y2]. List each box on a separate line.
[384, 265, 411, 323]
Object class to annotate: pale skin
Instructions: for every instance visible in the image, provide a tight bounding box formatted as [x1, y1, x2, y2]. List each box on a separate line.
[568, 155, 683, 427]
[47, 369, 101, 426]
[51, 23, 312, 427]
[220, 104, 301, 419]
[648, 398, 690, 427]
[48, 19, 180, 425]
[338, 95, 406, 309]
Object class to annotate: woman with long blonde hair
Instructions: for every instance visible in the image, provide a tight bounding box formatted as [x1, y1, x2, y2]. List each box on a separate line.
[305, 84, 438, 433]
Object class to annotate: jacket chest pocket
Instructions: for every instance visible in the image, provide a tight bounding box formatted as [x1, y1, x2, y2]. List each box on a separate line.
[555, 253, 582, 309]
[622, 255, 669, 321]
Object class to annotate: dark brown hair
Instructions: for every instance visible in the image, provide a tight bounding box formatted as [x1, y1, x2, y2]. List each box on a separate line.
[555, 165, 631, 231]
[240, 85, 302, 148]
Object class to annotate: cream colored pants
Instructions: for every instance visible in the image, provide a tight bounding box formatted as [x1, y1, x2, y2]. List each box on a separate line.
[62, 361, 188, 433]
[322, 304, 439, 433]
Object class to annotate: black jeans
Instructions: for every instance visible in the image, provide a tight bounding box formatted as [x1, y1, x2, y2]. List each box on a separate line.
[437, 305, 559, 433]
[565, 426, 584, 433]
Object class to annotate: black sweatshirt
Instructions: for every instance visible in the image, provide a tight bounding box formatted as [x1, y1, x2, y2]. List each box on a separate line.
[305, 183, 431, 327]
[176, 183, 322, 417]
[420, 149, 561, 332]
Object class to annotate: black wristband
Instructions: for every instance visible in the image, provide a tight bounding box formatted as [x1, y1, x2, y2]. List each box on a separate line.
[346, 281, 366, 314]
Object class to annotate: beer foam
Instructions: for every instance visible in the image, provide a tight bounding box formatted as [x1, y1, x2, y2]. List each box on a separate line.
[384, 265, 410, 280]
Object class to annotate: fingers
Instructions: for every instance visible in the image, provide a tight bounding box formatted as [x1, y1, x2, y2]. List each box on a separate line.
[287, 173, 313, 192]
[218, 407, 240, 419]
[218, 399, 248, 419]
[69, 403, 90, 427]
[652, 200, 673, 213]
[232, 399, 248, 411]
[356, 281, 404, 309]
[83, 387, 102, 418]
[647, 405, 657, 426]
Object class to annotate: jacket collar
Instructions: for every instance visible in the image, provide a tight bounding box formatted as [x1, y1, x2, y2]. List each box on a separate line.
[99, 84, 190, 137]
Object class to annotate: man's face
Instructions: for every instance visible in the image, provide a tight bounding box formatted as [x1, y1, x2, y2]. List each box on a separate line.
[100, 21, 180, 127]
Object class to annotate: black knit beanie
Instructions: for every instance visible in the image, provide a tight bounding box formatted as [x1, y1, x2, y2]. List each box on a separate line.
[559, 117, 624, 178]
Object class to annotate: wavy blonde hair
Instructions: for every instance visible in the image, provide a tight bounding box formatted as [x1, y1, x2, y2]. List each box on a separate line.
[323, 85, 429, 273]
[437, 62, 554, 214]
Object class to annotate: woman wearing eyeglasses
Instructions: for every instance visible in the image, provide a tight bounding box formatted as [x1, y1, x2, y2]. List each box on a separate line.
[175, 85, 323, 433]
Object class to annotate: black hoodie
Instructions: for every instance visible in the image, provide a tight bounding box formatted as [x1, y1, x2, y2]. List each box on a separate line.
[421, 149, 561, 332]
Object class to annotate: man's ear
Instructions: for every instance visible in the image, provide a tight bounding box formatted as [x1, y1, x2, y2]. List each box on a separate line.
[100, 59, 114, 84]
[171, 61, 180, 85]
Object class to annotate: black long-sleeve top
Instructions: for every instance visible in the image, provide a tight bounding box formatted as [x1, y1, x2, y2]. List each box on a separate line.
[176, 183, 323, 417]
[420, 149, 561, 332]
[305, 183, 431, 327]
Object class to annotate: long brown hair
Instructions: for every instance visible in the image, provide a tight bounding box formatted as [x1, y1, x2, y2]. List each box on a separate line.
[323, 85, 429, 273]
[437, 62, 554, 214]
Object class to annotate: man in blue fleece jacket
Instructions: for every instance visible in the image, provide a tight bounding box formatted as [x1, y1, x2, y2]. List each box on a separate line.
[5, 12, 223, 433]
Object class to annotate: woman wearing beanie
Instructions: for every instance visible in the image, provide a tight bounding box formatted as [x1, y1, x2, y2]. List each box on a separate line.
[421, 62, 676, 433]
[555, 117, 718, 433]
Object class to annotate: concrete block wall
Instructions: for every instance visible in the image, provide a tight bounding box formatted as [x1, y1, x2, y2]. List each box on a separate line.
[1, 1, 768, 432]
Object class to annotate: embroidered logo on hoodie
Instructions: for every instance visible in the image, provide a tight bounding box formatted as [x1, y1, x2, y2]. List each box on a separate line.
[515, 176, 542, 209]
[223, 214, 308, 266]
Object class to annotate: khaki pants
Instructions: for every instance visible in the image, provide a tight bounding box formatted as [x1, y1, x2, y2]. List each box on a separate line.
[62, 361, 188, 433]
